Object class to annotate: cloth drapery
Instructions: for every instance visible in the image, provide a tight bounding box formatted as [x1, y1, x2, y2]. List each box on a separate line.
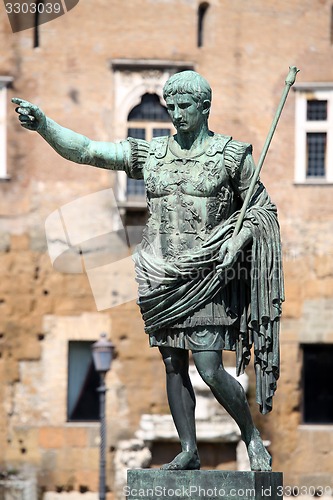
[133, 185, 284, 414]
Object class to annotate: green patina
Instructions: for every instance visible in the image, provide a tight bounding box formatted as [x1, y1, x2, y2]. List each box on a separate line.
[12, 68, 294, 472]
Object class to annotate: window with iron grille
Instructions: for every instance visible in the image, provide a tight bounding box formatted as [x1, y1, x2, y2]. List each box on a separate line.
[306, 132, 326, 177]
[295, 87, 333, 183]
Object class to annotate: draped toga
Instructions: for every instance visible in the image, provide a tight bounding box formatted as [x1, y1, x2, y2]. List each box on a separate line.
[120, 133, 284, 414]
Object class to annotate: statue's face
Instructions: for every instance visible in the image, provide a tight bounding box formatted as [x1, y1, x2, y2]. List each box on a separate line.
[165, 93, 208, 133]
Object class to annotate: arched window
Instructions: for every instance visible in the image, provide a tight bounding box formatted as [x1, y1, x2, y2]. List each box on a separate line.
[128, 93, 170, 122]
[126, 93, 173, 199]
[111, 62, 194, 228]
[197, 2, 210, 48]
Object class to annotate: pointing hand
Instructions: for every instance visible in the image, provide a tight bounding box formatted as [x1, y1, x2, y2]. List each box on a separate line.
[12, 97, 46, 131]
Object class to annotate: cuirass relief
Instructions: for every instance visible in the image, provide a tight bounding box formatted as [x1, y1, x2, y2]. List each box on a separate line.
[141, 137, 237, 260]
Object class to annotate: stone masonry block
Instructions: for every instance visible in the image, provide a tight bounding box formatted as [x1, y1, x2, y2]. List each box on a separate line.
[64, 427, 88, 448]
[38, 427, 65, 449]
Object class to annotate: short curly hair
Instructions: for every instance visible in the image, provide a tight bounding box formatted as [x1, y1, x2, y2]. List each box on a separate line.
[163, 70, 212, 105]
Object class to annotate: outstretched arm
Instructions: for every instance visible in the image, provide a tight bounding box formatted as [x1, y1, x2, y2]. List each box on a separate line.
[12, 98, 127, 170]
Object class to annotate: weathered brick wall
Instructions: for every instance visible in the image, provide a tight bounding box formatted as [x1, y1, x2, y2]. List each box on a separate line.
[1, 0, 333, 493]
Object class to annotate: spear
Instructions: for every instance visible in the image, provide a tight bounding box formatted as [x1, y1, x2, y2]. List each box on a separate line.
[233, 65, 300, 237]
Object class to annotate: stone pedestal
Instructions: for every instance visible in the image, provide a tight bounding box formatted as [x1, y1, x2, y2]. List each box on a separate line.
[127, 469, 283, 500]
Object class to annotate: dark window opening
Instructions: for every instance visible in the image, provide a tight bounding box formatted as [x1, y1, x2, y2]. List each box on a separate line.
[307, 100, 328, 121]
[124, 209, 148, 228]
[306, 132, 326, 177]
[302, 344, 333, 424]
[67, 341, 100, 421]
[127, 128, 146, 140]
[198, 3, 210, 48]
[128, 94, 170, 122]
[33, 1, 44, 48]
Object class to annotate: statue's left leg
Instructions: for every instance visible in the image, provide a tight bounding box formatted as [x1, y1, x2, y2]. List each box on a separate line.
[192, 349, 272, 471]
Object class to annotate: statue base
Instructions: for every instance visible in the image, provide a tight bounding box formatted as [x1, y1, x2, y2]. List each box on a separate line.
[127, 469, 283, 500]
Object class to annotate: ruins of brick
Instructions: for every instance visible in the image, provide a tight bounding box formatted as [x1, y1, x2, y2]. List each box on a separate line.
[1, 0, 333, 495]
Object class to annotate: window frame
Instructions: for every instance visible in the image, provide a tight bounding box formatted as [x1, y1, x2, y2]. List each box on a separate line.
[117, 106, 174, 209]
[0, 76, 14, 180]
[301, 343, 333, 425]
[67, 340, 100, 423]
[111, 60, 194, 211]
[294, 84, 333, 184]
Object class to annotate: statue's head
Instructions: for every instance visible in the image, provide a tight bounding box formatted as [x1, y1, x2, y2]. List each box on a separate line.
[163, 71, 212, 130]
[163, 70, 212, 106]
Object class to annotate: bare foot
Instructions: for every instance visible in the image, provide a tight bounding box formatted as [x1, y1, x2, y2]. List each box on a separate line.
[160, 450, 200, 470]
[247, 429, 272, 471]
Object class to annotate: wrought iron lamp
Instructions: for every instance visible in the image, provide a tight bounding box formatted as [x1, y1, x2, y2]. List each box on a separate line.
[91, 333, 114, 500]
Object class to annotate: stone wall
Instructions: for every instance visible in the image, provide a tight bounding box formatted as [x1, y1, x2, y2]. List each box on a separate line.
[1, 0, 333, 494]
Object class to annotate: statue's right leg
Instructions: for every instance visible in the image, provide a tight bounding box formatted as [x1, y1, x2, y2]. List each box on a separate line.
[159, 346, 200, 470]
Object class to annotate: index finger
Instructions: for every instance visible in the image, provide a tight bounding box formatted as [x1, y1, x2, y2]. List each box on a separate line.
[11, 97, 30, 107]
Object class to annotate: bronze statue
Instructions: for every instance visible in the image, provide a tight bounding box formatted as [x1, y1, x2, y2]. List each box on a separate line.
[12, 70, 286, 472]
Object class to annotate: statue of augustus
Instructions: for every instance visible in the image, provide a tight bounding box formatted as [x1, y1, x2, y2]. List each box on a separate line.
[13, 70, 284, 471]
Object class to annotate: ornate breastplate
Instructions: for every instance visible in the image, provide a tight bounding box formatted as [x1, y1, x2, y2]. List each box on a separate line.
[141, 134, 237, 259]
